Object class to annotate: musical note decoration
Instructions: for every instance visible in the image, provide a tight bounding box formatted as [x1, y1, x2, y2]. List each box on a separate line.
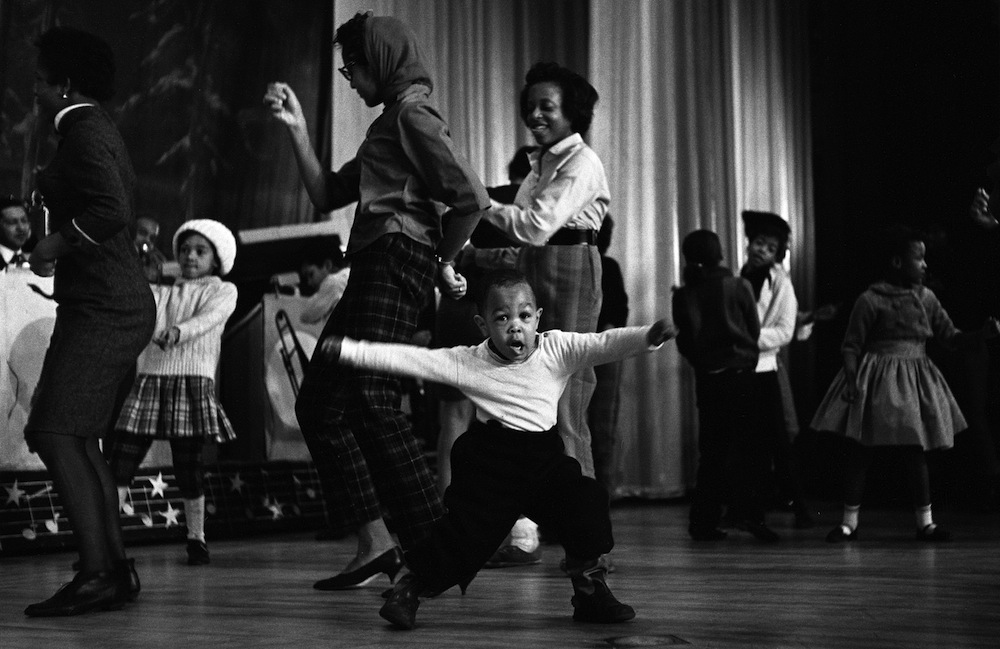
[2, 462, 332, 554]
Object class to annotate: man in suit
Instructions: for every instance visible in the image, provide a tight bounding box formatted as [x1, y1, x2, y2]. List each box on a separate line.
[0, 196, 32, 271]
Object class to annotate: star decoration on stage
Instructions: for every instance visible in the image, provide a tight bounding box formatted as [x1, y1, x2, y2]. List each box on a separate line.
[264, 497, 284, 520]
[149, 473, 169, 498]
[229, 473, 245, 493]
[5, 480, 26, 507]
[160, 502, 181, 527]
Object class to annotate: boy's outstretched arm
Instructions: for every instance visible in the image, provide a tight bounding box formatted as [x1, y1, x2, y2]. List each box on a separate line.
[647, 319, 678, 346]
[320, 335, 343, 363]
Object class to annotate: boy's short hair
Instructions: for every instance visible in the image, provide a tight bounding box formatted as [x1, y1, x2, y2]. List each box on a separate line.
[474, 269, 536, 315]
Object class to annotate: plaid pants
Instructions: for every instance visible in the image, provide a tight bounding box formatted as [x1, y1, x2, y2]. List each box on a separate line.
[517, 244, 603, 477]
[294, 234, 443, 547]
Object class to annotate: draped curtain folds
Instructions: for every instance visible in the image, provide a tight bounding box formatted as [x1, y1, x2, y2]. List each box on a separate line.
[324, 0, 812, 499]
[590, 0, 813, 498]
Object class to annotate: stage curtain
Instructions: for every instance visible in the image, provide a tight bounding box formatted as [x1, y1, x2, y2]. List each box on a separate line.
[589, 0, 814, 498]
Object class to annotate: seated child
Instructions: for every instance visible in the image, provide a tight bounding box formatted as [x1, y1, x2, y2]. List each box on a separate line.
[319, 269, 675, 629]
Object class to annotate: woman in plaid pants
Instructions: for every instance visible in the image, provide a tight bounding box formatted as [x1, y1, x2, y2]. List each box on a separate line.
[263, 13, 489, 589]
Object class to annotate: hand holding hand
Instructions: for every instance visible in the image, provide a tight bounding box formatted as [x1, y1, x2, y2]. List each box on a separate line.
[970, 187, 998, 229]
[153, 326, 181, 350]
[320, 335, 344, 363]
[438, 263, 468, 300]
[263, 82, 306, 128]
[647, 319, 678, 346]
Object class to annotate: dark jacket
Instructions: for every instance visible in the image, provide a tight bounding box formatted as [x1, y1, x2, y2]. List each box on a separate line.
[38, 106, 150, 311]
[672, 265, 760, 372]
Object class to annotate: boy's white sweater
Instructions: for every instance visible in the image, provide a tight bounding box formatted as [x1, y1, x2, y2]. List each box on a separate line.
[340, 326, 658, 433]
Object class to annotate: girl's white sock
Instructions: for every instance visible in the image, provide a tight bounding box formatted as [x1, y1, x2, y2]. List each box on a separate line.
[184, 495, 206, 542]
[842, 504, 860, 531]
[915, 504, 934, 531]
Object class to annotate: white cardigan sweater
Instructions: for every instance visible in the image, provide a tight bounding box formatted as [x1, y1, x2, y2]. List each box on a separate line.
[137, 276, 238, 379]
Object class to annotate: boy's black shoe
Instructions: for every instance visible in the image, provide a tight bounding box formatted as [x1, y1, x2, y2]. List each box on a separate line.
[571, 576, 635, 623]
[567, 559, 635, 623]
[379, 573, 423, 630]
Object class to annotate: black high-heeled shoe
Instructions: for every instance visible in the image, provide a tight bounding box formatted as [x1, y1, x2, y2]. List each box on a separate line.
[314, 547, 404, 590]
[24, 571, 124, 617]
[381, 574, 472, 599]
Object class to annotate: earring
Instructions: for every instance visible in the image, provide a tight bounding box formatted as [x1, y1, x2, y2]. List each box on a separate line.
[61, 91, 67, 99]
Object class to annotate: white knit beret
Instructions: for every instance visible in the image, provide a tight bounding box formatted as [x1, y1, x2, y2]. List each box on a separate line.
[172, 219, 238, 276]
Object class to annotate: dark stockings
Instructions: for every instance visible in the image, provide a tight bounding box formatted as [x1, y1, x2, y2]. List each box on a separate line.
[32, 433, 125, 573]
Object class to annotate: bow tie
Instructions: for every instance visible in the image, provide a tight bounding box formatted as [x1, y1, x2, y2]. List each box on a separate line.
[3, 252, 26, 270]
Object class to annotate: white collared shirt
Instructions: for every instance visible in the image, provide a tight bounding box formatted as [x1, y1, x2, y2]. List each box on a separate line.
[1, 243, 26, 270]
[754, 264, 798, 372]
[484, 133, 610, 246]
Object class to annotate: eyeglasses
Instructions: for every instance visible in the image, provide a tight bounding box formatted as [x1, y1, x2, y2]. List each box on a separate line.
[338, 60, 358, 82]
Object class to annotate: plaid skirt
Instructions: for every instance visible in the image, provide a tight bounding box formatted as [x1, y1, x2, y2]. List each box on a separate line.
[115, 374, 237, 442]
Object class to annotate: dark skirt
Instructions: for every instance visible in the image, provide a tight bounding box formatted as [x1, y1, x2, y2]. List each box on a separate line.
[25, 298, 155, 443]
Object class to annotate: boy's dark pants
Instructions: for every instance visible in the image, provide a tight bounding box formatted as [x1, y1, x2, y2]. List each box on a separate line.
[405, 420, 613, 593]
[689, 368, 758, 527]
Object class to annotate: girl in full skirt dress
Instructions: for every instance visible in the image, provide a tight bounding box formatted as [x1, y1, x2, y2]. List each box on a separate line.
[811, 225, 998, 542]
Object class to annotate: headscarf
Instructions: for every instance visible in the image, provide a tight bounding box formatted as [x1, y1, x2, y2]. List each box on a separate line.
[363, 16, 433, 103]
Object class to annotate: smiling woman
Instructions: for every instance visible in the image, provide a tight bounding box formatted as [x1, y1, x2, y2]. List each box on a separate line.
[479, 62, 609, 479]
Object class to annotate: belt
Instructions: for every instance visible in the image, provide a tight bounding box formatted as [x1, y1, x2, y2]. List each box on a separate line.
[546, 228, 597, 246]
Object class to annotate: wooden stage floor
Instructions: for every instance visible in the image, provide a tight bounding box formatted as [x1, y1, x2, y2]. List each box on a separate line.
[2, 501, 998, 649]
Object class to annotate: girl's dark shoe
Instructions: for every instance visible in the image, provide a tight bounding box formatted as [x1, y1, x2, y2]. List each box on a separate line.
[314, 546, 403, 590]
[379, 573, 423, 630]
[24, 571, 124, 617]
[187, 540, 210, 565]
[825, 524, 858, 543]
[116, 558, 141, 602]
[916, 524, 951, 542]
